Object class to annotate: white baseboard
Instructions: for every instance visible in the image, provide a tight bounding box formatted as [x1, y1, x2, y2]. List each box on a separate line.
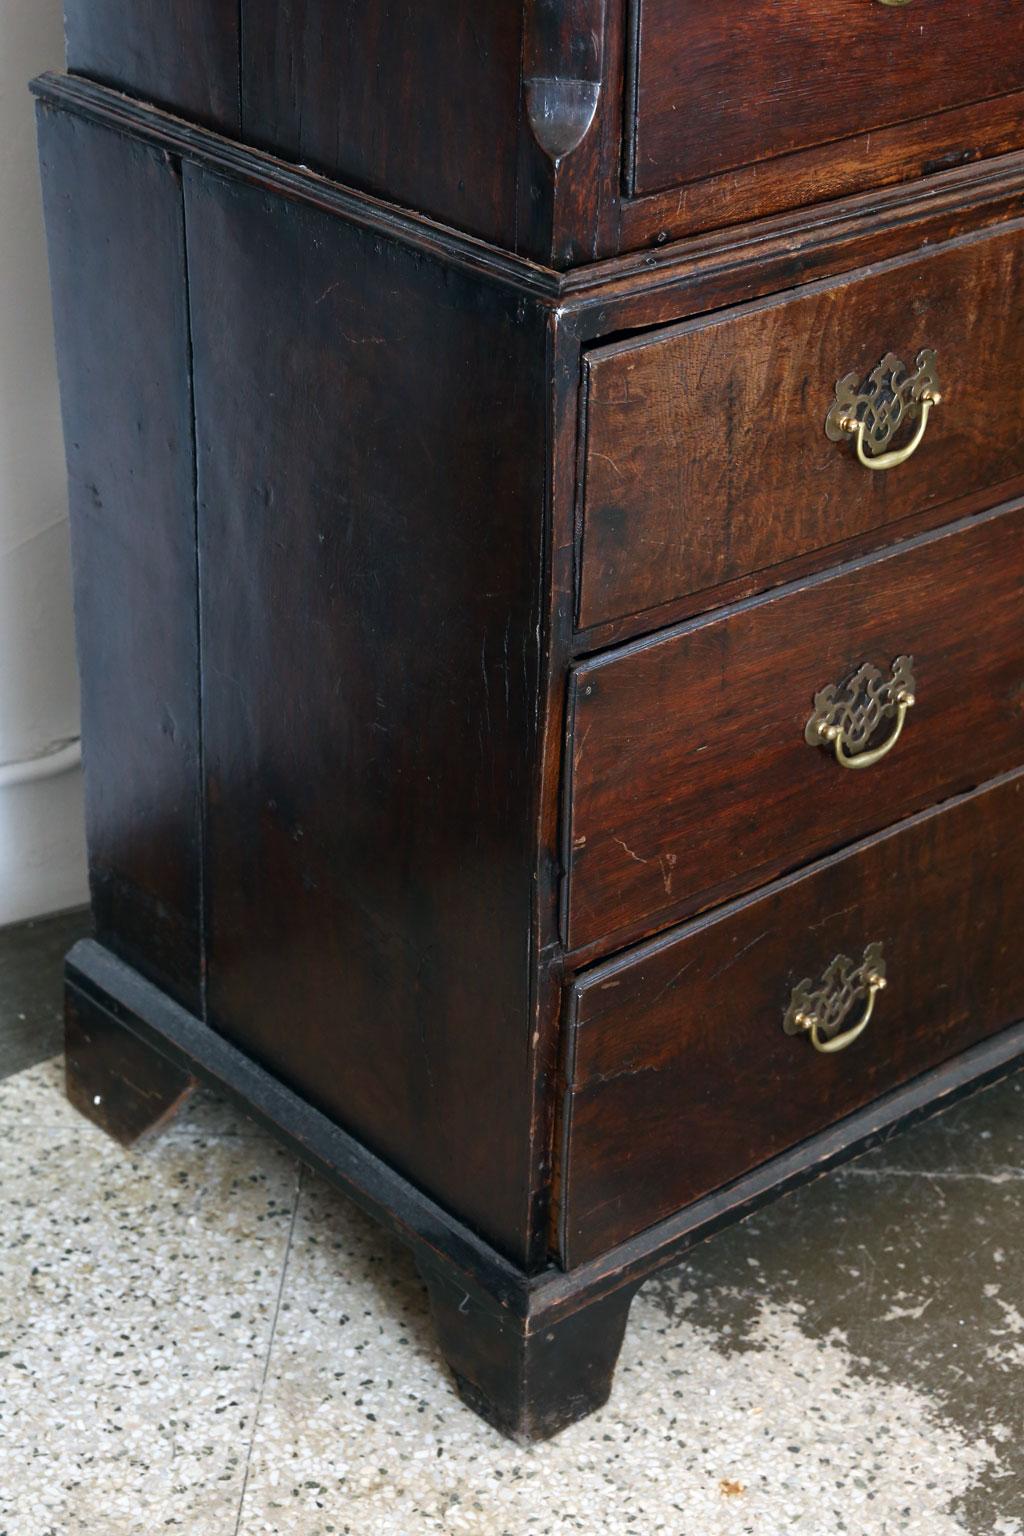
[0, 762, 89, 924]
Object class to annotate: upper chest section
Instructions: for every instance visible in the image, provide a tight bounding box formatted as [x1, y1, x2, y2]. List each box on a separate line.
[62, 0, 1024, 266]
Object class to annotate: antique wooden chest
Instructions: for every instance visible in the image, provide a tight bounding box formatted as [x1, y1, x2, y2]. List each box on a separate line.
[36, 1, 1024, 1440]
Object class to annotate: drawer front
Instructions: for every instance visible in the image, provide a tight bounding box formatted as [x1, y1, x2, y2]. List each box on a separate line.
[629, 0, 1024, 198]
[578, 221, 1024, 633]
[560, 771, 1024, 1266]
[566, 502, 1024, 954]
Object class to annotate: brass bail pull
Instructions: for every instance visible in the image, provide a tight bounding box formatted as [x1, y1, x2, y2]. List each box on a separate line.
[784, 944, 887, 1054]
[849, 397, 934, 472]
[805, 655, 916, 770]
[825, 349, 941, 472]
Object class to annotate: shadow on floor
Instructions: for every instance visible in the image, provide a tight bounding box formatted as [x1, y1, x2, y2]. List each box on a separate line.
[0, 906, 92, 1079]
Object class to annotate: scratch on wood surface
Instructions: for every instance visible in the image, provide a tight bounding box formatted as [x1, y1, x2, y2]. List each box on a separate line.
[590, 450, 625, 479]
[708, 930, 769, 983]
[584, 1059, 663, 1090]
[573, 719, 594, 768]
[809, 901, 860, 934]
[647, 956, 697, 1011]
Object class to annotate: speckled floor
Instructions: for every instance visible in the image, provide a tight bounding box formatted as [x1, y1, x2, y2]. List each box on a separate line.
[0, 919, 1022, 1534]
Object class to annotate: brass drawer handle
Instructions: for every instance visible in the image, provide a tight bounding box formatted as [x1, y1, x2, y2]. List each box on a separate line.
[805, 655, 916, 770]
[826, 350, 941, 471]
[784, 943, 887, 1054]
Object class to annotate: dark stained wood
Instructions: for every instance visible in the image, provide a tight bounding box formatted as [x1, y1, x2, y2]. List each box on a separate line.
[64, 0, 240, 135]
[564, 144, 1024, 329]
[67, 936, 1024, 1307]
[420, 1257, 639, 1441]
[58, 0, 618, 264]
[55, 2, 1024, 264]
[240, 0, 525, 247]
[65, 0, 625, 268]
[620, 93, 1024, 251]
[579, 220, 1024, 631]
[31, 74, 1024, 314]
[550, 1013, 1024, 1296]
[30, 72, 557, 301]
[36, 69, 1024, 1437]
[54, 2, 1024, 265]
[66, 941, 531, 1301]
[36, 105, 205, 1014]
[182, 163, 549, 1265]
[566, 503, 1024, 955]
[65, 984, 196, 1145]
[628, 0, 1024, 196]
[575, 472, 1024, 657]
[560, 771, 1024, 1266]
[63, 934, 1024, 1427]
[515, 0, 619, 267]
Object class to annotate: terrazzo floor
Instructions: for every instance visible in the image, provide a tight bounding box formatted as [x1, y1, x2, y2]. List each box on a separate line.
[1, 917, 1022, 1534]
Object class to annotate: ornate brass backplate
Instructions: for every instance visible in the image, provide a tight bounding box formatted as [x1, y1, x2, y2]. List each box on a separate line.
[784, 943, 887, 1054]
[826, 350, 941, 470]
[805, 655, 916, 769]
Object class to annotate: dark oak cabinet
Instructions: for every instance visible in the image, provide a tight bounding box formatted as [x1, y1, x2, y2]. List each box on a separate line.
[61, 0, 1024, 265]
[35, 0, 1024, 1443]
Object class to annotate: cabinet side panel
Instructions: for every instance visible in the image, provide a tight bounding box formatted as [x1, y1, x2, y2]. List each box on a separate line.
[239, 0, 523, 248]
[36, 108, 204, 1013]
[184, 167, 547, 1261]
[64, 0, 241, 135]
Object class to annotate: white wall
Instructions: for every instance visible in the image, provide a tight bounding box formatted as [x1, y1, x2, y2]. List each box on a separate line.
[0, 0, 89, 923]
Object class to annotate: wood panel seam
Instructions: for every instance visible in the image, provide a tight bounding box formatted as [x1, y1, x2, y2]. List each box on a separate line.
[177, 162, 209, 1024]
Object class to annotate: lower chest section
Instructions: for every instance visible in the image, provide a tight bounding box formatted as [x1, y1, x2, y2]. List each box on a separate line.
[38, 78, 1024, 1276]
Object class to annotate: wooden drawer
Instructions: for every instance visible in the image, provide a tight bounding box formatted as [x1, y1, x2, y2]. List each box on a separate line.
[628, 0, 1024, 199]
[565, 502, 1024, 955]
[578, 221, 1024, 633]
[559, 771, 1024, 1266]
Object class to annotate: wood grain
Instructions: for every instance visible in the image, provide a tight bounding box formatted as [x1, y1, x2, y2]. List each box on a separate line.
[36, 106, 205, 1014]
[578, 220, 1024, 631]
[240, 0, 525, 247]
[629, 0, 1024, 196]
[30, 73, 1024, 310]
[65, 936, 1024, 1326]
[516, 0, 617, 266]
[567, 503, 1024, 954]
[619, 92, 1024, 250]
[560, 771, 1024, 1264]
[36, 63, 1024, 1434]
[182, 164, 549, 1263]
[420, 1258, 639, 1442]
[55, 3, 1024, 264]
[64, 0, 241, 134]
[65, 985, 196, 1145]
